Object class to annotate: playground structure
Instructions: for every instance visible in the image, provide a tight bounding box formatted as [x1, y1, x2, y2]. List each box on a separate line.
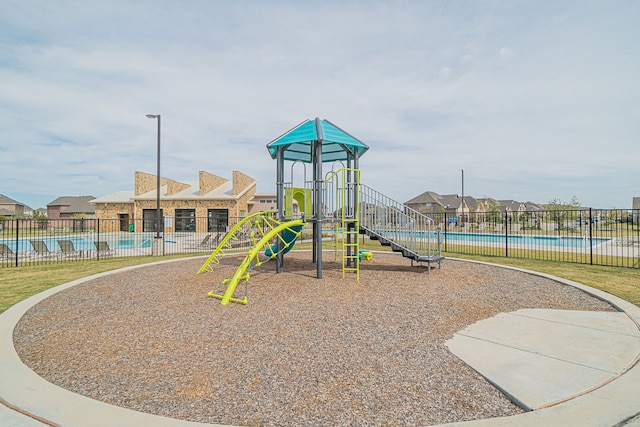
[199, 118, 444, 304]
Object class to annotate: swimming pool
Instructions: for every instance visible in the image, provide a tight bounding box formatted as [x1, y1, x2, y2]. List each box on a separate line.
[441, 232, 609, 249]
[1, 235, 178, 253]
[370, 230, 609, 249]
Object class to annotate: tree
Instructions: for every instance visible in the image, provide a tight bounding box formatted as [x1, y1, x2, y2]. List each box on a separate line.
[486, 201, 502, 223]
[32, 210, 49, 230]
[543, 197, 582, 234]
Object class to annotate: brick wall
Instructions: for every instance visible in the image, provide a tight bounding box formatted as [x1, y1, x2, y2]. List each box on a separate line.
[199, 171, 228, 195]
[232, 171, 256, 196]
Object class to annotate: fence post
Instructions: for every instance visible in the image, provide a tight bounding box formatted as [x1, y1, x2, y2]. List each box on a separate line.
[14, 219, 19, 267]
[443, 212, 448, 252]
[505, 210, 509, 257]
[96, 218, 100, 261]
[589, 207, 593, 265]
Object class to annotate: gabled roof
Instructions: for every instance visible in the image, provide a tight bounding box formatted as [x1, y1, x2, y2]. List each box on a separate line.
[405, 191, 441, 205]
[47, 196, 96, 213]
[133, 181, 238, 200]
[0, 194, 22, 205]
[524, 202, 545, 212]
[498, 200, 523, 212]
[439, 194, 464, 209]
[91, 190, 135, 204]
[92, 171, 257, 204]
[48, 196, 95, 206]
[266, 118, 369, 163]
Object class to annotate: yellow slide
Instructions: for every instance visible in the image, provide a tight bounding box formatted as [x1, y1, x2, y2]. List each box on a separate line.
[208, 219, 305, 305]
[196, 211, 277, 274]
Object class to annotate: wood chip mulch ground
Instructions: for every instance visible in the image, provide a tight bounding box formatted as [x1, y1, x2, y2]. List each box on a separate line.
[13, 252, 615, 427]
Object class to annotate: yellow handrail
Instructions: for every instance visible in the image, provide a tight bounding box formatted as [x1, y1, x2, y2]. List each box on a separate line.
[196, 211, 277, 274]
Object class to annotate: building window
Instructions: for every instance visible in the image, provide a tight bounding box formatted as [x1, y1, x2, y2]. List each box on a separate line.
[175, 209, 196, 232]
[143, 209, 164, 232]
[208, 209, 228, 232]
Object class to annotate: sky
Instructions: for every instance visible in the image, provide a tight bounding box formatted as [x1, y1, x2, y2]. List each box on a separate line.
[1, 0, 638, 211]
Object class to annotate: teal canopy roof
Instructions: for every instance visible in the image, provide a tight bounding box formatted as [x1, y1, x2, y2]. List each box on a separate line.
[266, 118, 369, 163]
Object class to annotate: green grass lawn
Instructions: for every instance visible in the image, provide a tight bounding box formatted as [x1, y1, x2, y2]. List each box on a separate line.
[0, 254, 198, 314]
[1, 245, 638, 315]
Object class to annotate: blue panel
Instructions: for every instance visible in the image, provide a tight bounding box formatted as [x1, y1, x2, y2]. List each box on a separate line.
[266, 118, 369, 162]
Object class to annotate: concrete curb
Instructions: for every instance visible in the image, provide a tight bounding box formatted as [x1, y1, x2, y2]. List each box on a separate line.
[1, 256, 639, 426]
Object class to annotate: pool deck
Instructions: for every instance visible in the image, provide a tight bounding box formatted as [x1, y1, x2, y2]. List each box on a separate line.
[1, 258, 639, 427]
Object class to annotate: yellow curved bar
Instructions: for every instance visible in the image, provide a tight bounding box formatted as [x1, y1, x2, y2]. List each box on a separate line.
[209, 219, 305, 305]
[197, 211, 276, 274]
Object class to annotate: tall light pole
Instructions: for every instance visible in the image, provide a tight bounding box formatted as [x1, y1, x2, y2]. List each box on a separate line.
[461, 169, 465, 222]
[146, 114, 161, 242]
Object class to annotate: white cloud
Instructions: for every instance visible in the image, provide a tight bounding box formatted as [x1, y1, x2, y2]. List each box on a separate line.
[499, 47, 515, 59]
[440, 67, 452, 78]
[0, 0, 639, 210]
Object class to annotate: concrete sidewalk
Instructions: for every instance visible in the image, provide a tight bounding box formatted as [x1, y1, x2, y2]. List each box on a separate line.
[1, 260, 639, 427]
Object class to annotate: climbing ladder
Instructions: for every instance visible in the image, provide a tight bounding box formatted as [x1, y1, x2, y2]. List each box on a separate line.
[324, 168, 361, 279]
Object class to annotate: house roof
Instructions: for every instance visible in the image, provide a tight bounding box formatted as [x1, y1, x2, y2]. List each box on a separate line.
[47, 196, 96, 213]
[91, 190, 136, 204]
[405, 191, 441, 205]
[48, 196, 95, 207]
[266, 118, 369, 163]
[133, 181, 240, 200]
[498, 200, 522, 211]
[0, 208, 14, 216]
[0, 194, 22, 205]
[523, 202, 545, 212]
[92, 171, 257, 205]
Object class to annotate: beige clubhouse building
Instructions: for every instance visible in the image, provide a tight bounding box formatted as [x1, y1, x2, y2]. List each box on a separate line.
[91, 170, 284, 233]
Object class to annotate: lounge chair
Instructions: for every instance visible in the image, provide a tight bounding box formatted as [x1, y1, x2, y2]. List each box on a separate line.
[186, 234, 221, 250]
[29, 240, 59, 259]
[0, 243, 17, 260]
[616, 237, 640, 247]
[187, 234, 211, 249]
[94, 241, 116, 257]
[57, 239, 82, 258]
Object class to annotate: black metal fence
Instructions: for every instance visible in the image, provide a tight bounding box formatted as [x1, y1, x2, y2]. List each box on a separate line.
[1, 209, 638, 268]
[430, 208, 639, 268]
[0, 216, 252, 268]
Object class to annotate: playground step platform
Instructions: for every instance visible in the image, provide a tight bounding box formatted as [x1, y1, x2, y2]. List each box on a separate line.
[360, 226, 444, 271]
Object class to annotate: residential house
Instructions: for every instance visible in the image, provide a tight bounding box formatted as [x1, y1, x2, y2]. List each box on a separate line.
[406, 190, 547, 228]
[47, 196, 96, 219]
[247, 194, 277, 215]
[247, 194, 300, 216]
[405, 191, 476, 223]
[0, 194, 27, 218]
[91, 170, 258, 233]
[497, 200, 527, 215]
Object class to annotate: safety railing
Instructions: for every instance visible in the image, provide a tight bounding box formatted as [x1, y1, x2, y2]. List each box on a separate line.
[0, 216, 274, 267]
[1, 209, 638, 269]
[358, 184, 441, 260]
[431, 208, 639, 268]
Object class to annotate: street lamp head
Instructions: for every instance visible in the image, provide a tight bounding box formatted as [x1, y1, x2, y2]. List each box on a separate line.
[146, 114, 159, 118]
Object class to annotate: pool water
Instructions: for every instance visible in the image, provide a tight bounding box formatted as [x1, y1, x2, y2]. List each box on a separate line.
[2, 236, 177, 252]
[371, 230, 609, 249]
[441, 232, 609, 249]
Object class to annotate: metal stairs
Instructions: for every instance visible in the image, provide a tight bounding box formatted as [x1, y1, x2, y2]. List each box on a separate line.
[358, 184, 444, 271]
[360, 225, 444, 268]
